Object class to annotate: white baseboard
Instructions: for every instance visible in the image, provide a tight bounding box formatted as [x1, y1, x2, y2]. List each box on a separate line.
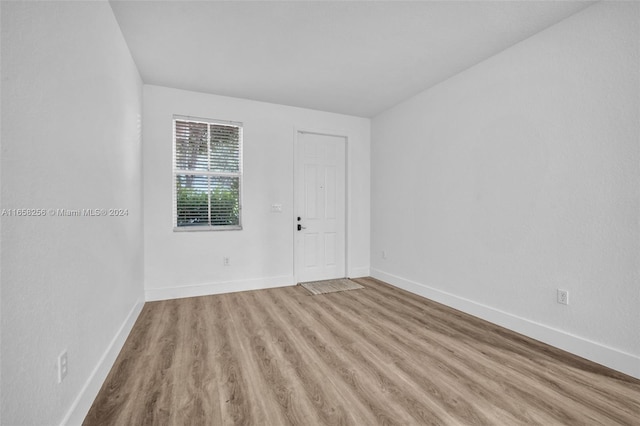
[371, 268, 640, 380]
[145, 275, 296, 301]
[61, 298, 145, 426]
[349, 266, 370, 278]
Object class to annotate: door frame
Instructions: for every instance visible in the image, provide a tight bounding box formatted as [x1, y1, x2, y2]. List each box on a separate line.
[293, 128, 350, 283]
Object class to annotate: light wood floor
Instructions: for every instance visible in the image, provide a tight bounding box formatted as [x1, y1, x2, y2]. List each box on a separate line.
[84, 277, 640, 425]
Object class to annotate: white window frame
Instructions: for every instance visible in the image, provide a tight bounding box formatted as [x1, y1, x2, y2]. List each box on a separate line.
[172, 115, 243, 232]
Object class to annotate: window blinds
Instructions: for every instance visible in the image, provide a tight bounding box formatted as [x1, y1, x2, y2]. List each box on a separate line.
[173, 117, 242, 230]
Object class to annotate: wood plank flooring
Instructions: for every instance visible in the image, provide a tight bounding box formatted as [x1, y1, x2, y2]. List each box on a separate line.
[84, 277, 640, 425]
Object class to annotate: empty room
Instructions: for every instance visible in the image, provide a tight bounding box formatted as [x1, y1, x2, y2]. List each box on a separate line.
[1, 0, 639, 425]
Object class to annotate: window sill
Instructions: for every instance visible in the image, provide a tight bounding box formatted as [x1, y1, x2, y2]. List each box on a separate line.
[173, 225, 242, 232]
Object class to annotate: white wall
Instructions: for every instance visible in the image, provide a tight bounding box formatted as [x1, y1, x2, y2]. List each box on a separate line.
[371, 2, 639, 378]
[143, 86, 370, 300]
[1, 2, 145, 424]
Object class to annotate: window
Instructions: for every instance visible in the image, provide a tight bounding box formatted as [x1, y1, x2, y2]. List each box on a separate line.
[173, 116, 242, 231]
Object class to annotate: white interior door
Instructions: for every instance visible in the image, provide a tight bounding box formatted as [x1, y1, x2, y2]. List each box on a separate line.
[295, 131, 346, 283]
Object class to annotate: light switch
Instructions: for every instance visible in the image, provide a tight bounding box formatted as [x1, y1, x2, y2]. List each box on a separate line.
[271, 203, 283, 213]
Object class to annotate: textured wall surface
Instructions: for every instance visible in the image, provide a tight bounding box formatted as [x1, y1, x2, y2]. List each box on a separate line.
[1, 2, 144, 424]
[143, 86, 370, 300]
[371, 2, 639, 377]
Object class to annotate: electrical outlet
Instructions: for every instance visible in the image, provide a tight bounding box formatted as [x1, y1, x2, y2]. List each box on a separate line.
[223, 257, 230, 266]
[557, 289, 569, 305]
[58, 350, 68, 383]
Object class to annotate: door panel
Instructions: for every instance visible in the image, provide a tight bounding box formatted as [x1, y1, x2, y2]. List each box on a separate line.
[304, 233, 318, 267]
[304, 164, 319, 219]
[324, 233, 337, 266]
[295, 132, 346, 283]
[325, 166, 337, 219]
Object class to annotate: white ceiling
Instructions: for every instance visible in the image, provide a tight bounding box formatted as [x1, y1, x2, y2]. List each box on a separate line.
[110, 1, 593, 117]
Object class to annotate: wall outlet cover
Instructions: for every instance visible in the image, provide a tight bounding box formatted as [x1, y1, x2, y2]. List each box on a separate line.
[557, 289, 569, 305]
[58, 351, 68, 383]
